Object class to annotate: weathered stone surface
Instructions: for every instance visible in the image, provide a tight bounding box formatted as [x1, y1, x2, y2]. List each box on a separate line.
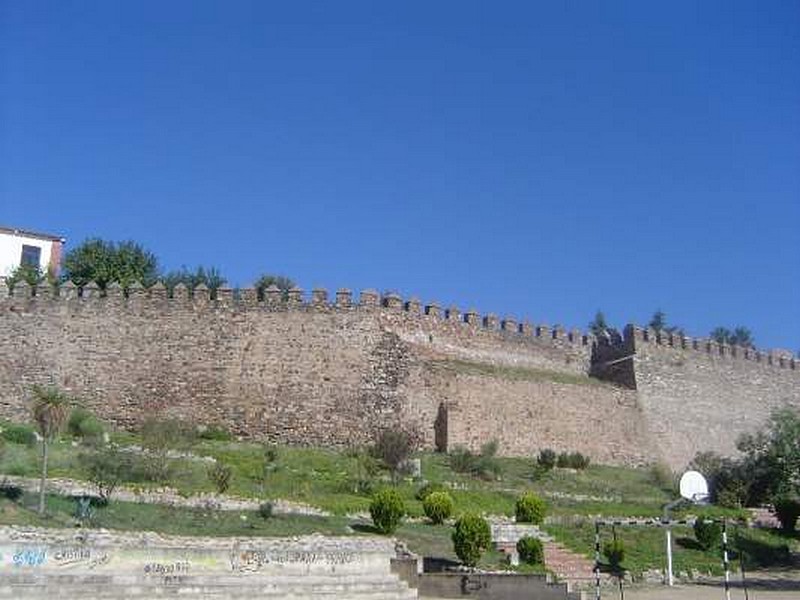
[0, 289, 796, 469]
[0, 526, 417, 599]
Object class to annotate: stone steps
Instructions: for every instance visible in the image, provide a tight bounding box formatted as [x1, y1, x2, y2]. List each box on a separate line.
[543, 540, 608, 584]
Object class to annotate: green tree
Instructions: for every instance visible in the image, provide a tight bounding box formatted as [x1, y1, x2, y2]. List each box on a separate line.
[6, 264, 47, 289]
[731, 327, 755, 348]
[372, 429, 417, 481]
[369, 488, 405, 534]
[647, 310, 683, 335]
[710, 327, 732, 345]
[31, 385, 71, 514]
[515, 492, 547, 524]
[588, 311, 610, 337]
[648, 310, 667, 332]
[254, 274, 295, 300]
[452, 513, 491, 568]
[79, 446, 134, 502]
[162, 266, 227, 292]
[63, 238, 158, 289]
[736, 407, 800, 507]
[711, 326, 755, 348]
[422, 491, 454, 524]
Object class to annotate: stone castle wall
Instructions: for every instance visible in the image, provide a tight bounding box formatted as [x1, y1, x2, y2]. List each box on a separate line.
[622, 326, 799, 468]
[0, 280, 797, 468]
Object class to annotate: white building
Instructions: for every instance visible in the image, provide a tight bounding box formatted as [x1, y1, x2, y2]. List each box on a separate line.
[0, 225, 66, 280]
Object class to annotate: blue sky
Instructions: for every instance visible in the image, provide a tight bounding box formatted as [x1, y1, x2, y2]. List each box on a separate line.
[2, 1, 798, 351]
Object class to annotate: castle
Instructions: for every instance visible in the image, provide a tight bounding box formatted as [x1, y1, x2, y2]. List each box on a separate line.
[1, 280, 797, 469]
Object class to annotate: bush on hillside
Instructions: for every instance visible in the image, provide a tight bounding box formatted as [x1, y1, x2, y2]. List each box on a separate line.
[198, 424, 233, 442]
[415, 482, 446, 501]
[138, 417, 198, 483]
[515, 492, 546, 524]
[423, 491, 454, 525]
[448, 440, 503, 480]
[516, 536, 544, 565]
[556, 452, 590, 470]
[79, 446, 135, 502]
[0, 479, 23, 502]
[694, 519, 722, 550]
[346, 447, 381, 496]
[68, 408, 105, 444]
[773, 496, 800, 534]
[207, 462, 233, 495]
[372, 429, 417, 478]
[452, 513, 491, 568]
[370, 488, 405, 534]
[603, 539, 625, 572]
[536, 449, 556, 471]
[448, 446, 475, 473]
[258, 502, 274, 520]
[649, 462, 676, 493]
[140, 417, 196, 450]
[0, 422, 37, 446]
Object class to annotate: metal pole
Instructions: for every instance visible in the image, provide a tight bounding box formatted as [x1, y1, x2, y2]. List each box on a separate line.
[666, 528, 673, 586]
[613, 525, 624, 600]
[736, 525, 749, 600]
[722, 519, 731, 600]
[662, 497, 682, 587]
[594, 521, 602, 600]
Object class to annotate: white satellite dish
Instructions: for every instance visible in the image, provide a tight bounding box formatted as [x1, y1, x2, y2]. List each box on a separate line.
[679, 470, 709, 503]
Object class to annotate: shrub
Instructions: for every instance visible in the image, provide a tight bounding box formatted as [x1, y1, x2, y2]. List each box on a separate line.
[716, 480, 747, 509]
[423, 491, 454, 525]
[0, 422, 36, 446]
[694, 519, 722, 550]
[537, 449, 556, 471]
[139, 417, 195, 483]
[516, 536, 544, 565]
[0, 479, 23, 502]
[473, 440, 502, 480]
[448, 441, 502, 480]
[140, 417, 196, 450]
[603, 539, 625, 572]
[773, 496, 800, 533]
[515, 492, 546, 524]
[198, 424, 233, 442]
[650, 462, 675, 492]
[347, 448, 381, 495]
[452, 513, 491, 568]
[449, 446, 475, 473]
[67, 408, 105, 443]
[415, 482, 446, 501]
[79, 447, 135, 502]
[370, 488, 405, 534]
[557, 452, 591, 469]
[258, 501, 274, 520]
[207, 462, 233, 495]
[372, 429, 417, 478]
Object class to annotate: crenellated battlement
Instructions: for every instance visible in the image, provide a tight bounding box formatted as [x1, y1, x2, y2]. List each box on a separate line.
[2, 279, 795, 374]
[0, 280, 597, 352]
[622, 324, 797, 372]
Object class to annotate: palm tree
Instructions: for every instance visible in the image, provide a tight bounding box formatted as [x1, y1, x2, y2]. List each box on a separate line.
[31, 385, 71, 514]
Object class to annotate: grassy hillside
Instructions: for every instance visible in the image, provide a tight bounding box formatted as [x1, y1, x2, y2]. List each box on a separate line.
[1, 419, 795, 578]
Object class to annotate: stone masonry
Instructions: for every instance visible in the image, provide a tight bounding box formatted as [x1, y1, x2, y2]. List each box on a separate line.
[0, 281, 797, 468]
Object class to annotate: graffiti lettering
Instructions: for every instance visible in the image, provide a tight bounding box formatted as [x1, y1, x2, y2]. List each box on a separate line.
[231, 549, 356, 571]
[143, 561, 190, 575]
[12, 548, 46, 567]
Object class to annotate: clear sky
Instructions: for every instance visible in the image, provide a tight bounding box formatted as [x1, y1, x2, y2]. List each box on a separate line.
[2, 1, 798, 351]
